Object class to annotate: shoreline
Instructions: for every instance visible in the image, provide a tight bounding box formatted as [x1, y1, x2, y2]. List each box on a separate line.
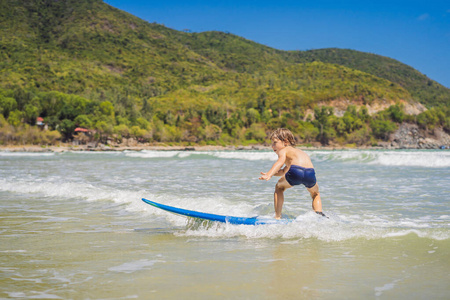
[0, 144, 315, 152]
[0, 143, 443, 153]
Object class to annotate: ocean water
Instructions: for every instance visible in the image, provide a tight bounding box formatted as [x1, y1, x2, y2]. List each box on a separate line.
[0, 149, 449, 299]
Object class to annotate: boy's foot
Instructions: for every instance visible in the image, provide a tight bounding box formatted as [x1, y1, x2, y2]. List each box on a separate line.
[316, 211, 329, 219]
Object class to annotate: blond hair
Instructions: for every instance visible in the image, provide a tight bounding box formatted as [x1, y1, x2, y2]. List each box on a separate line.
[269, 128, 296, 146]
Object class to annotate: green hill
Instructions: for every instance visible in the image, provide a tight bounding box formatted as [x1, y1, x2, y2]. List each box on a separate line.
[0, 0, 449, 147]
[284, 48, 449, 107]
[176, 31, 292, 73]
[0, 0, 226, 96]
[173, 32, 449, 108]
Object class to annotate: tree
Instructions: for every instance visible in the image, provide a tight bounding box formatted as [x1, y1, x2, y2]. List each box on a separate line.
[38, 91, 65, 117]
[74, 114, 93, 128]
[298, 121, 319, 143]
[130, 126, 148, 139]
[417, 110, 439, 131]
[136, 117, 151, 130]
[58, 119, 76, 141]
[24, 104, 39, 125]
[204, 124, 221, 140]
[0, 95, 17, 119]
[45, 130, 62, 144]
[245, 123, 266, 141]
[313, 106, 335, 144]
[100, 101, 115, 118]
[95, 120, 113, 141]
[370, 119, 397, 140]
[246, 108, 260, 126]
[357, 106, 370, 123]
[141, 98, 152, 116]
[8, 110, 23, 127]
[204, 105, 226, 127]
[58, 94, 90, 121]
[387, 104, 404, 123]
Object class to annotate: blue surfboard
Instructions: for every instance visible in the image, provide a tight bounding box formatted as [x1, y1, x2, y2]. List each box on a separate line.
[141, 198, 292, 225]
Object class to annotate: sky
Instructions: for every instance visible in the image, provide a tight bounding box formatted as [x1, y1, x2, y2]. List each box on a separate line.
[104, 0, 450, 88]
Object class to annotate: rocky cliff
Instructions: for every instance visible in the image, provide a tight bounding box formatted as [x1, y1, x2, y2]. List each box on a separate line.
[384, 123, 450, 149]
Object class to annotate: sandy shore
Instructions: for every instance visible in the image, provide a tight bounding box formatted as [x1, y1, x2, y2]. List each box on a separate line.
[0, 143, 388, 152]
[0, 144, 266, 152]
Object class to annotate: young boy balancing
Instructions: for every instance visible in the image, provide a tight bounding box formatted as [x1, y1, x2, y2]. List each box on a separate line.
[259, 128, 326, 219]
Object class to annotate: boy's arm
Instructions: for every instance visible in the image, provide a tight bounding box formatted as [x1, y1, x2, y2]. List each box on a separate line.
[259, 150, 286, 181]
[273, 166, 287, 176]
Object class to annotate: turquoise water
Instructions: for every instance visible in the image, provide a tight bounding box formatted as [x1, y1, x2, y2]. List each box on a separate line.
[0, 150, 449, 299]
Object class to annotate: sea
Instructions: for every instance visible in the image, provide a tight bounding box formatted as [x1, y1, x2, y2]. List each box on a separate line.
[0, 149, 449, 299]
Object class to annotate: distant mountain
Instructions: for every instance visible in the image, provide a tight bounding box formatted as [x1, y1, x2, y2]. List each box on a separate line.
[285, 48, 449, 107]
[175, 32, 449, 108]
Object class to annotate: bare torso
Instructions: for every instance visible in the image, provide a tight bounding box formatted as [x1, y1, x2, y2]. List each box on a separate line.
[283, 146, 314, 170]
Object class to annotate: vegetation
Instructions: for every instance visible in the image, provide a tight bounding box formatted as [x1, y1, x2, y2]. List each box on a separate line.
[0, 0, 449, 147]
[285, 48, 450, 108]
[1, 85, 448, 147]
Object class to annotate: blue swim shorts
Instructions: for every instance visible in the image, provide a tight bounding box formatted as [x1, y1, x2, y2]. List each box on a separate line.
[285, 165, 317, 188]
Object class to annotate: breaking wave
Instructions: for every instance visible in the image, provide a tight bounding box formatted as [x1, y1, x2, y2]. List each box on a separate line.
[310, 150, 450, 168]
[2, 149, 447, 168]
[1, 177, 448, 242]
[123, 149, 450, 168]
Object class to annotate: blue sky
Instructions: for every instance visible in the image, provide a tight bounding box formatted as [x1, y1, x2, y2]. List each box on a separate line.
[104, 0, 450, 88]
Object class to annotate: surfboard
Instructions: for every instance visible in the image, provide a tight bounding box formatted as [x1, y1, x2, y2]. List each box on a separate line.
[141, 198, 292, 225]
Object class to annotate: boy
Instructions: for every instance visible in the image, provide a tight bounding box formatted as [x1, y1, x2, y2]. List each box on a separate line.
[259, 128, 326, 219]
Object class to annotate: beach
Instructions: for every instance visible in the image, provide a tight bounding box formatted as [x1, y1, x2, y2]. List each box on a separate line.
[0, 142, 401, 153]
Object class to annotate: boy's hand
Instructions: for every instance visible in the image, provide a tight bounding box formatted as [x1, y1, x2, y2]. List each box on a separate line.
[259, 172, 271, 181]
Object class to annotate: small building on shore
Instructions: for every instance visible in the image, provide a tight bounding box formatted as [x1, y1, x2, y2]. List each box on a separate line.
[73, 127, 94, 146]
[36, 117, 48, 130]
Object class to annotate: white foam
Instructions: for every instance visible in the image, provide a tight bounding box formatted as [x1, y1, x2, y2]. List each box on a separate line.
[124, 150, 277, 161]
[125, 150, 180, 158]
[108, 259, 162, 273]
[310, 150, 450, 168]
[173, 211, 450, 241]
[0, 152, 55, 157]
[7, 291, 62, 299]
[4, 149, 447, 168]
[374, 282, 396, 297]
[124, 149, 450, 167]
[0, 178, 147, 213]
[369, 151, 450, 167]
[0, 177, 255, 228]
[67, 151, 122, 155]
[2, 176, 448, 241]
[208, 151, 275, 161]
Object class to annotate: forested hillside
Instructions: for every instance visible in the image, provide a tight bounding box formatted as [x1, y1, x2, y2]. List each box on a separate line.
[0, 0, 449, 147]
[177, 32, 450, 109]
[285, 48, 449, 108]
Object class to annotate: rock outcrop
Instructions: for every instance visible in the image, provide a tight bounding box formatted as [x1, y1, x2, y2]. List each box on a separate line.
[385, 123, 450, 149]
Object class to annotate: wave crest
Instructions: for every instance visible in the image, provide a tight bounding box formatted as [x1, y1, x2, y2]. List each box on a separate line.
[311, 150, 450, 168]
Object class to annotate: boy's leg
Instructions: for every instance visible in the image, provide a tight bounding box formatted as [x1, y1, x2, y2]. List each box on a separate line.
[307, 183, 323, 212]
[274, 177, 291, 219]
